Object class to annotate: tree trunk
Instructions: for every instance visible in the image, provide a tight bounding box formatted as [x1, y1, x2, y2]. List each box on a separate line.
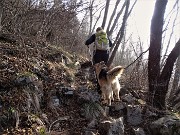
[156, 39, 180, 108]
[53, 0, 62, 8]
[170, 55, 180, 99]
[39, 0, 48, 9]
[107, 1, 126, 36]
[147, 0, 168, 110]
[0, 0, 3, 34]
[107, 0, 130, 67]
[88, 0, 95, 36]
[106, 0, 120, 34]
[161, 3, 179, 68]
[101, 0, 110, 29]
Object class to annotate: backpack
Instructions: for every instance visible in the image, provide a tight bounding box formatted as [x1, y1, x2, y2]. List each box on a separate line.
[95, 30, 109, 50]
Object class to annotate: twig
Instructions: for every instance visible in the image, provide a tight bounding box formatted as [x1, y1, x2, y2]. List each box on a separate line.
[48, 116, 70, 133]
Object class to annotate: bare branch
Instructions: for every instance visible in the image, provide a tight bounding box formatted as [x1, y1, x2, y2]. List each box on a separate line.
[161, 1, 179, 68]
[125, 47, 149, 69]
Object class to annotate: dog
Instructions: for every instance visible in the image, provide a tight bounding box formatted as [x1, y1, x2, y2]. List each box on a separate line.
[94, 61, 124, 106]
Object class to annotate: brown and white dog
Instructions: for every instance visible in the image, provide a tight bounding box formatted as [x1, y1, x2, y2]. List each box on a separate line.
[94, 61, 124, 106]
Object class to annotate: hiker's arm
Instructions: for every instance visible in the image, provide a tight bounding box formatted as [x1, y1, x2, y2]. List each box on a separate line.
[85, 34, 95, 45]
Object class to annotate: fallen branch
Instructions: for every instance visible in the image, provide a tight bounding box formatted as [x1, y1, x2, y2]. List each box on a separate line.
[48, 116, 70, 133]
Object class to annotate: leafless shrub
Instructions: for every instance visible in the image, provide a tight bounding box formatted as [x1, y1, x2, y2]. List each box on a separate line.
[0, 0, 87, 55]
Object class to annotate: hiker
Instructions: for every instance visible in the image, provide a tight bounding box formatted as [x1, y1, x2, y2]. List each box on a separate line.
[85, 27, 112, 65]
[85, 27, 112, 94]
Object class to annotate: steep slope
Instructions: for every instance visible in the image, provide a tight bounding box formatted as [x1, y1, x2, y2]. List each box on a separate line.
[0, 40, 91, 134]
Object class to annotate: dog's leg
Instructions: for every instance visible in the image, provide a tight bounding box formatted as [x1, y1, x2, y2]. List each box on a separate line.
[115, 89, 120, 101]
[102, 93, 105, 101]
[111, 91, 114, 101]
[107, 96, 111, 106]
[105, 91, 112, 106]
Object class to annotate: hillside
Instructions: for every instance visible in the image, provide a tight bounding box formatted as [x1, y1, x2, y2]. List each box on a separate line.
[0, 40, 179, 135]
[0, 40, 92, 134]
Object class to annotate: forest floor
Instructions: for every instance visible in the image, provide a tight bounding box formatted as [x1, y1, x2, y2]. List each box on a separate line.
[0, 40, 179, 135]
[0, 40, 90, 134]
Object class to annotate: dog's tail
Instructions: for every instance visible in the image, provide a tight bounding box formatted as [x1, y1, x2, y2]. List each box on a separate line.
[107, 66, 124, 80]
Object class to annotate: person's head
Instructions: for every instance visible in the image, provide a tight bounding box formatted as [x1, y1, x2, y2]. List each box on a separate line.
[96, 27, 103, 32]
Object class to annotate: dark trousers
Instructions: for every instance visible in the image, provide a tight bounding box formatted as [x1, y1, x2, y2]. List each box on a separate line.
[93, 50, 109, 65]
[93, 50, 109, 94]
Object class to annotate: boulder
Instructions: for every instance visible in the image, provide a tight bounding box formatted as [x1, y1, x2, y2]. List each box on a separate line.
[149, 115, 180, 135]
[133, 128, 146, 135]
[127, 105, 143, 126]
[99, 117, 124, 135]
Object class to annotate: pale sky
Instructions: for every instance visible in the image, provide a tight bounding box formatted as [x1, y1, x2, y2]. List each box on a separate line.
[127, 0, 155, 45]
[79, 0, 180, 54]
[126, 0, 180, 53]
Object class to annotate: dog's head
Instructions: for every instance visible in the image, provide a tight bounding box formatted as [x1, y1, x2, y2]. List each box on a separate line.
[94, 61, 107, 75]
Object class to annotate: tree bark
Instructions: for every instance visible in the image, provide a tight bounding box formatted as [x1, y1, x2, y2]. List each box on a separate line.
[147, 0, 168, 110]
[53, 0, 62, 9]
[170, 55, 180, 99]
[101, 0, 110, 29]
[161, 2, 179, 68]
[156, 39, 180, 108]
[107, 0, 130, 67]
[0, 0, 3, 34]
[88, 0, 95, 36]
[106, 0, 120, 34]
[107, 1, 126, 36]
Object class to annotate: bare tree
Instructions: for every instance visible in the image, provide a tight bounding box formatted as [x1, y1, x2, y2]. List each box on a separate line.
[106, 0, 120, 35]
[147, 0, 180, 111]
[171, 56, 180, 93]
[88, 0, 95, 36]
[91, 6, 104, 34]
[169, 55, 180, 105]
[107, 0, 130, 67]
[0, 0, 3, 34]
[39, 0, 48, 9]
[85, 0, 105, 36]
[105, 0, 137, 67]
[53, 0, 62, 8]
[101, 0, 110, 29]
[107, 1, 126, 36]
[161, 0, 179, 68]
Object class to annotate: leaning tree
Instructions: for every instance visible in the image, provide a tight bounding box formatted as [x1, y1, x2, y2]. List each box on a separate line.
[147, 0, 180, 111]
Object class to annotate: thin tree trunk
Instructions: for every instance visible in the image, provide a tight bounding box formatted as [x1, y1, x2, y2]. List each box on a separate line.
[101, 0, 110, 29]
[107, 0, 130, 67]
[88, 0, 95, 36]
[156, 39, 180, 108]
[53, 0, 62, 8]
[107, 1, 126, 36]
[91, 6, 104, 34]
[171, 55, 180, 94]
[169, 55, 180, 103]
[106, 0, 120, 34]
[161, 2, 179, 68]
[0, 0, 3, 34]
